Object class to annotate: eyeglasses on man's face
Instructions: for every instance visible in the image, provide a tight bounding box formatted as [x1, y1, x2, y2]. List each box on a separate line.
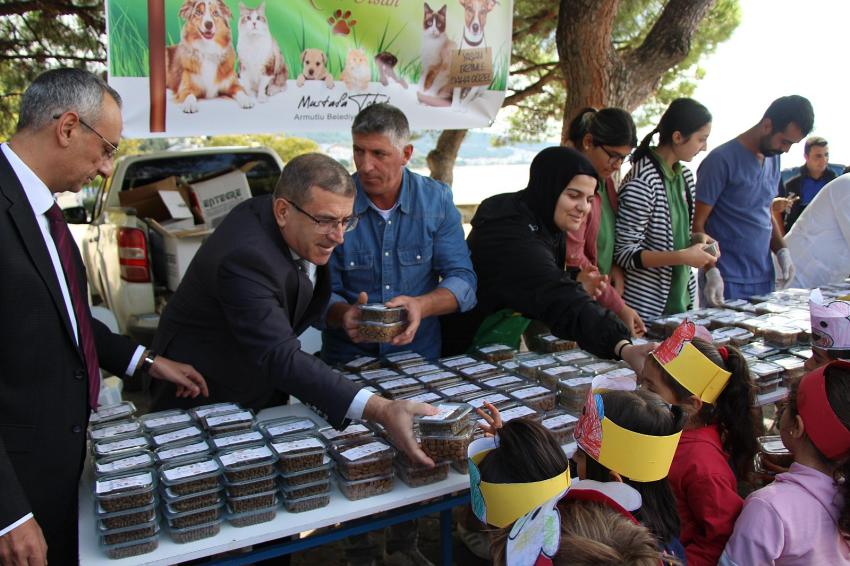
[284, 198, 359, 234]
[53, 112, 120, 161]
[596, 144, 631, 167]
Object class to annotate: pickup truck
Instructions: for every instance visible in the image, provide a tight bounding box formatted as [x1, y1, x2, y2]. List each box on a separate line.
[68, 146, 284, 345]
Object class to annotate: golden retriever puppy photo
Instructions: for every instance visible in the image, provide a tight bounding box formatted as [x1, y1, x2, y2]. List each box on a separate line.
[296, 48, 335, 89]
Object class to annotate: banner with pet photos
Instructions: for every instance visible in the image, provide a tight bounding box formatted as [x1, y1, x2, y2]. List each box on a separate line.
[106, 0, 513, 138]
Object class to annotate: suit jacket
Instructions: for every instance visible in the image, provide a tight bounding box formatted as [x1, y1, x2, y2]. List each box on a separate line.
[151, 195, 360, 427]
[0, 149, 137, 561]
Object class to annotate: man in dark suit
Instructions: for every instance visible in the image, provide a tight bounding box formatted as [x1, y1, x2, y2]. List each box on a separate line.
[151, 153, 436, 463]
[0, 69, 207, 565]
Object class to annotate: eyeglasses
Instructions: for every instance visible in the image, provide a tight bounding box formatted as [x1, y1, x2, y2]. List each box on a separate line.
[53, 113, 119, 161]
[284, 198, 359, 234]
[597, 144, 631, 167]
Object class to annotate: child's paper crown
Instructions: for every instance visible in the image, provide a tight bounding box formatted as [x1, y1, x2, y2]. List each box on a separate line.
[798, 359, 850, 460]
[574, 387, 681, 482]
[810, 289, 850, 351]
[467, 436, 571, 528]
[651, 319, 731, 404]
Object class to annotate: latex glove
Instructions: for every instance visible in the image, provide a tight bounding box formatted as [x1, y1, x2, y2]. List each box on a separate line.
[775, 247, 796, 288]
[703, 267, 725, 306]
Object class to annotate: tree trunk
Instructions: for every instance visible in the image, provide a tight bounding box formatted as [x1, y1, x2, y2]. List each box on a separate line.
[426, 129, 468, 186]
[557, 0, 716, 144]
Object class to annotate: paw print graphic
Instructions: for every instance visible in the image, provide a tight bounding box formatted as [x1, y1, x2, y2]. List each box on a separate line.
[328, 9, 357, 36]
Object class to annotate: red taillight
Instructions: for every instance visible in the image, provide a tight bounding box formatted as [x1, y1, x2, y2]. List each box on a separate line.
[118, 227, 151, 283]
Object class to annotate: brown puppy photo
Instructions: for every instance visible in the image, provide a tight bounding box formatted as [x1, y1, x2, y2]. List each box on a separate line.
[296, 48, 335, 89]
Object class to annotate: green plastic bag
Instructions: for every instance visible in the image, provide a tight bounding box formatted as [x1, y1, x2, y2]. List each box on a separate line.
[469, 308, 531, 351]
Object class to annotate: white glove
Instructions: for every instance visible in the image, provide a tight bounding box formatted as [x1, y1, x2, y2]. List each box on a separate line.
[704, 267, 725, 306]
[775, 247, 796, 288]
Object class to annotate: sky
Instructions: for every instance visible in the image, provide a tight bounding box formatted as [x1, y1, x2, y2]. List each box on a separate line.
[688, 0, 848, 170]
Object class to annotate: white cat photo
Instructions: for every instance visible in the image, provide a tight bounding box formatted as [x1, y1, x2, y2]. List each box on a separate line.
[237, 1, 288, 102]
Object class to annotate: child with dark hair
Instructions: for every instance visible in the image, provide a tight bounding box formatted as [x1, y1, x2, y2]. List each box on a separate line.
[572, 388, 687, 563]
[639, 320, 757, 566]
[722, 361, 850, 565]
[806, 289, 850, 371]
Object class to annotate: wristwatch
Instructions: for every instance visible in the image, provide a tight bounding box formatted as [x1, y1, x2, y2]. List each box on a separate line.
[137, 350, 157, 376]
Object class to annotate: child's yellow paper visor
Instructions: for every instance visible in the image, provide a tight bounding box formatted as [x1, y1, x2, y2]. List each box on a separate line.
[594, 417, 682, 483]
[653, 342, 731, 404]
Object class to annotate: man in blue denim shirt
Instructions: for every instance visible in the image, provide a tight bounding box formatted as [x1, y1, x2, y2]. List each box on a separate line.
[322, 103, 477, 366]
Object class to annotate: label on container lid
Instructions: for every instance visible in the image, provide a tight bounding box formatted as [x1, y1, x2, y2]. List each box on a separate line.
[542, 365, 578, 377]
[749, 363, 781, 376]
[92, 403, 133, 421]
[266, 419, 315, 437]
[539, 334, 562, 343]
[340, 441, 390, 461]
[96, 471, 153, 494]
[421, 404, 459, 421]
[761, 440, 789, 454]
[584, 362, 617, 373]
[206, 410, 253, 427]
[145, 413, 191, 429]
[511, 386, 550, 399]
[440, 383, 480, 396]
[561, 377, 594, 388]
[163, 459, 218, 481]
[320, 423, 369, 440]
[483, 375, 523, 387]
[602, 368, 636, 379]
[493, 405, 535, 422]
[97, 436, 147, 454]
[554, 351, 590, 362]
[404, 391, 442, 404]
[773, 356, 804, 370]
[361, 369, 399, 380]
[90, 421, 139, 440]
[520, 358, 554, 368]
[381, 377, 419, 390]
[404, 364, 441, 375]
[542, 414, 578, 429]
[460, 363, 498, 376]
[418, 371, 457, 384]
[346, 356, 378, 369]
[501, 360, 520, 370]
[273, 437, 324, 454]
[467, 393, 510, 408]
[213, 430, 263, 449]
[153, 426, 202, 446]
[95, 453, 153, 475]
[386, 351, 422, 363]
[158, 441, 209, 461]
[193, 403, 240, 418]
[219, 446, 273, 467]
[479, 344, 512, 354]
[441, 356, 477, 368]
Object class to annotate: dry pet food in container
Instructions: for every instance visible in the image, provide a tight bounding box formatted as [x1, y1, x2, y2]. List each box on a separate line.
[283, 492, 331, 513]
[89, 419, 142, 443]
[438, 382, 483, 401]
[538, 365, 582, 388]
[385, 350, 426, 369]
[330, 437, 395, 481]
[465, 392, 513, 411]
[259, 416, 318, 441]
[473, 343, 516, 362]
[98, 518, 158, 546]
[90, 401, 136, 425]
[458, 362, 502, 380]
[189, 402, 241, 421]
[508, 385, 557, 412]
[420, 425, 474, 462]
[163, 485, 224, 513]
[517, 356, 557, 379]
[167, 518, 222, 544]
[416, 403, 473, 436]
[318, 422, 374, 444]
[93, 434, 150, 460]
[227, 502, 278, 527]
[150, 424, 204, 449]
[480, 374, 528, 391]
[399, 390, 445, 404]
[396, 458, 449, 488]
[271, 434, 326, 473]
[758, 435, 793, 468]
[100, 535, 158, 559]
[201, 409, 255, 436]
[212, 429, 265, 451]
[377, 377, 424, 399]
[359, 321, 406, 343]
[358, 303, 408, 323]
[154, 439, 213, 466]
[139, 409, 193, 434]
[532, 333, 576, 353]
[164, 501, 224, 529]
[159, 455, 222, 496]
[336, 471, 394, 501]
[95, 469, 156, 513]
[438, 355, 479, 370]
[217, 444, 276, 482]
[541, 410, 579, 446]
[415, 371, 461, 389]
[343, 355, 383, 372]
[94, 450, 155, 478]
[96, 501, 157, 530]
[278, 455, 333, 488]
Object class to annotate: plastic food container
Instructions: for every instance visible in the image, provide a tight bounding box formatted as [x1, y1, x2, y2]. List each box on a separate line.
[279, 455, 334, 487]
[162, 485, 224, 513]
[465, 392, 514, 411]
[399, 390, 445, 404]
[385, 350, 426, 369]
[227, 503, 278, 527]
[532, 333, 576, 353]
[359, 320, 406, 343]
[401, 363, 443, 376]
[330, 437, 395, 481]
[167, 518, 222, 544]
[139, 409, 193, 434]
[755, 377, 782, 394]
[150, 424, 205, 449]
[343, 355, 382, 372]
[766, 354, 807, 383]
[227, 488, 278, 513]
[438, 382, 483, 401]
[517, 356, 557, 379]
[318, 423, 374, 444]
[438, 355, 479, 370]
[788, 346, 813, 360]
[754, 302, 790, 315]
[98, 517, 158, 546]
[498, 360, 521, 373]
[271, 434, 326, 473]
[458, 362, 502, 380]
[283, 493, 331, 513]
[358, 303, 407, 323]
[709, 330, 732, 347]
[758, 435, 793, 468]
[217, 444, 276, 483]
[581, 361, 621, 376]
[377, 377, 425, 399]
[396, 459, 450, 488]
[94, 434, 150, 459]
[415, 371, 461, 389]
[100, 534, 159, 559]
[201, 409, 255, 436]
[336, 471, 394, 501]
[539, 365, 582, 388]
[94, 450, 156, 478]
[416, 403, 473, 436]
[89, 419, 142, 442]
[96, 501, 157, 530]
[475, 404, 540, 429]
[749, 361, 784, 384]
[741, 342, 781, 360]
[280, 478, 331, 500]
[472, 343, 516, 362]
[95, 469, 157, 513]
[164, 501, 224, 529]
[714, 326, 755, 346]
[508, 385, 558, 412]
[420, 425, 474, 462]
[553, 350, 593, 365]
[359, 368, 401, 382]
[159, 455, 222, 496]
[480, 374, 528, 391]
[557, 377, 594, 411]
[189, 402, 242, 421]
[762, 325, 800, 348]
[154, 439, 213, 465]
[541, 410, 579, 446]
[258, 416, 318, 441]
[90, 401, 137, 425]
[212, 429, 265, 451]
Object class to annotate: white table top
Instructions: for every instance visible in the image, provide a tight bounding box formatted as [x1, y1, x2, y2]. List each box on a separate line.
[79, 404, 471, 565]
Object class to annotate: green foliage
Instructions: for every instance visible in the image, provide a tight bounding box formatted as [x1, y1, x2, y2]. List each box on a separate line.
[202, 134, 319, 163]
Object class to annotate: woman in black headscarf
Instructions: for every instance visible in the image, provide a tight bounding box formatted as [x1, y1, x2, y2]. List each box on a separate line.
[443, 147, 650, 366]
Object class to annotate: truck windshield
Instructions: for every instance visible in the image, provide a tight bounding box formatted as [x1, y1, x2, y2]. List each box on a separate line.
[120, 152, 281, 197]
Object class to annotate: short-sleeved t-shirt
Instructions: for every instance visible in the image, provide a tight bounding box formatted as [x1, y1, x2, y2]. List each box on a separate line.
[695, 139, 780, 286]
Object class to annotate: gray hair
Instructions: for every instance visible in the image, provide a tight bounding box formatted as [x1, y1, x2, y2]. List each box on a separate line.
[351, 103, 410, 150]
[17, 68, 122, 132]
[273, 153, 354, 205]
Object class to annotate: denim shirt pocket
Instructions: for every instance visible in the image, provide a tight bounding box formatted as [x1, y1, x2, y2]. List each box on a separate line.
[340, 250, 375, 295]
[397, 246, 433, 294]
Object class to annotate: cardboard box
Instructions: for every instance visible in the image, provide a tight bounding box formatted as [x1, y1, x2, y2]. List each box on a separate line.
[190, 169, 251, 229]
[147, 219, 213, 291]
[118, 176, 195, 222]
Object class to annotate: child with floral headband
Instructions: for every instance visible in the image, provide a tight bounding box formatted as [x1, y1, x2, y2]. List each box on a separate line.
[806, 289, 850, 371]
[721, 360, 850, 565]
[638, 320, 757, 566]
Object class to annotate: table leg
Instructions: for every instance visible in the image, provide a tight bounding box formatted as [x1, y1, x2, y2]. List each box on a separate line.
[440, 507, 453, 566]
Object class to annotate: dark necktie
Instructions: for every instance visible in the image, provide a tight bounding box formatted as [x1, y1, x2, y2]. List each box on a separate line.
[45, 203, 100, 409]
[296, 258, 314, 295]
